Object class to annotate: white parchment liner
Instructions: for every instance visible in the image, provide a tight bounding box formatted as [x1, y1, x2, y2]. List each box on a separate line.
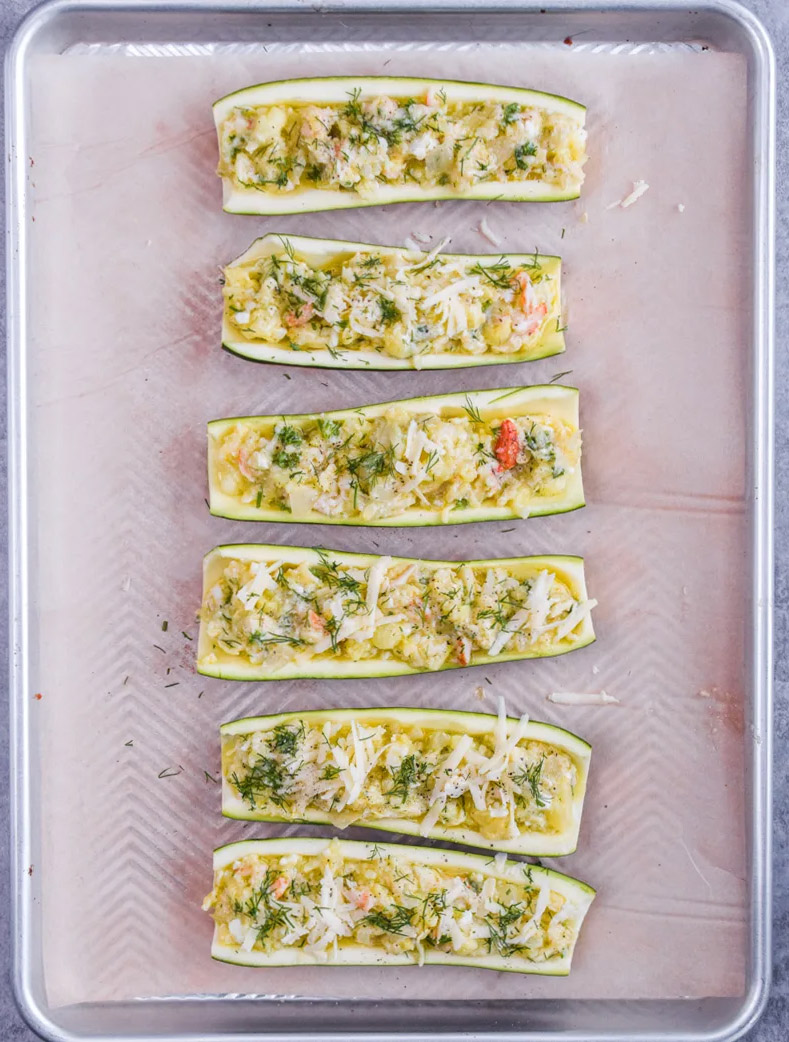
[24, 42, 748, 1007]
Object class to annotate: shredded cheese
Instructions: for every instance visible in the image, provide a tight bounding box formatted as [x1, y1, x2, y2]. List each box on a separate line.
[547, 691, 619, 706]
[607, 179, 650, 210]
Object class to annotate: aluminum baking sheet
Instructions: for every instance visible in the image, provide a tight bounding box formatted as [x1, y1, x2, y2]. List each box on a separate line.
[7, 2, 774, 1040]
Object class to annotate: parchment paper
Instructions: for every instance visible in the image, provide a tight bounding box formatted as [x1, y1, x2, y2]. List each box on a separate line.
[24, 40, 749, 1008]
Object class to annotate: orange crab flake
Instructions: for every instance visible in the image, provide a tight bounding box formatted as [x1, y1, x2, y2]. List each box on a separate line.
[494, 419, 520, 471]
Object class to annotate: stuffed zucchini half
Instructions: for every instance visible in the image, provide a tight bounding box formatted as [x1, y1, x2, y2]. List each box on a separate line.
[221, 234, 565, 369]
[203, 837, 595, 972]
[214, 77, 586, 215]
[197, 544, 596, 681]
[221, 699, 591, 857]
[208, 385, 583, 527]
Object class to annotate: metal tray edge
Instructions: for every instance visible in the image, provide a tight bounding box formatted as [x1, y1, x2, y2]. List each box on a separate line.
[5, 1, 776, 1040]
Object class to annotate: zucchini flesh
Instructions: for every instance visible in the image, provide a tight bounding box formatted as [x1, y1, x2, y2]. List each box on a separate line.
[221, 234, 565, 370]
[197, 544, 596, 681]
[204, 837, 595, 973]
[213, 76, 587, 215]
[208, 384, 583, 526]
[221, 702, 591, 856]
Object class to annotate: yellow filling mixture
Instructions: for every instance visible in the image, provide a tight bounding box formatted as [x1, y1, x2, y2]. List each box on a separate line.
[212, 405, 579, 521]
[199, 553, 595, 674]
[203, 840, 582, 964]
[223, 242, 560, 361]
[217, 90, 586, 198]
[224, 704, 577, 841]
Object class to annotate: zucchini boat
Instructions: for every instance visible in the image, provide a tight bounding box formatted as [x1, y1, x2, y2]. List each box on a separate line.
[222, 234, 565, 369]
[221, 699, 591, 856]
[197, 544, 596, 681]
[214, 76, 587, 214]
[208, 385, 583, 526]
[203, 837, 595, 973]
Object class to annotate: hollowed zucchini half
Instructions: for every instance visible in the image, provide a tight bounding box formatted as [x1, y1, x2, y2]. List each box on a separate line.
[221, 234, 565, 369]
[221, 704, 591, 856]
[197, 544, 596, 681]
[207, 385, 583, 526]
[205, 836, 595, 973]
[214, 76, 586, 215]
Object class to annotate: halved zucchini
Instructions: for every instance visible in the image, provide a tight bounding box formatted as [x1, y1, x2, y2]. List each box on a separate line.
[204, 836, 595, 973]
[208, 385, 583, 526]
[214, 76, 587, 215]
[197, 544, 596, 681]
[221, 234, 565, 369]
[221, 701, 591, 856]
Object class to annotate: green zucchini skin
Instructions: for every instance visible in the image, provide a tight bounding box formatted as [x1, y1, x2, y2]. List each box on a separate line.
[221, 234, 565, 370]
[197, 544, 595, 681]
[207, 384, 583, 526]
[213, 76, 586, 215]
[209, 836, 595, 973]
[220, 706, 591, 856]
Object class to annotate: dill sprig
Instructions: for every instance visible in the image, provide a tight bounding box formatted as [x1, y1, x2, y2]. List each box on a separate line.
[385, 754, 427, 804]
[379, 296, 401, 324]
[272, 448, 300, 470]
[244, 869, 294, 943]
[420, 889, 447, 929]
[485, 902, 526, 956]
[317, 417, 342, 439]
[469, 256, 516, 290]
[346, 446, 396, 493]
[277, 423, 302, 447]
[514, 141, 538, 168]
[462, 395, 484, 424]
[248, 631, 305, 648]
[363, 903, 416, 935]
[511, 757, 548, 808]
[266, 722, 304, 757]
[310, 550, 363, 599]
[342, 87, 363, 121]
[276, 235, 296, 261]
[502, 102, 520, 126]
[231, 756, 290, 809]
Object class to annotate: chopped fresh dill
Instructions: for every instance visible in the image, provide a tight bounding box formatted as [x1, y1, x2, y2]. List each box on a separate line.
[514, 141, 538, 168]
[245, 869, 294, 943]
[485, 902, 526, 956]
[310, 550, 363, 599]
[502, 102, 520, 126]
[267, 722, 304, 757]
[278, 424, 302, 447]
[157, 766, 183, 779]
[548, 369, 573, 384]
[385, 754, 427, 804]
[346, 446, 396, 493]
[272, 448, 300, 470]
[469, 257, 516, 290]
[248, 631, 305, 649]
[231, 756, 290, 809]
[317, 417, 342, 439]
[462, 394, 484, 424]
[363, 903, 415, 935]
[511, 757, 548, 807]
[379, 296, 401, 324]
[421, 889, 447, 929]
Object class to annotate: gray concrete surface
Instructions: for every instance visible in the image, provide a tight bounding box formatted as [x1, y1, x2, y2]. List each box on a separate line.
[1, 0, 786, 1038]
